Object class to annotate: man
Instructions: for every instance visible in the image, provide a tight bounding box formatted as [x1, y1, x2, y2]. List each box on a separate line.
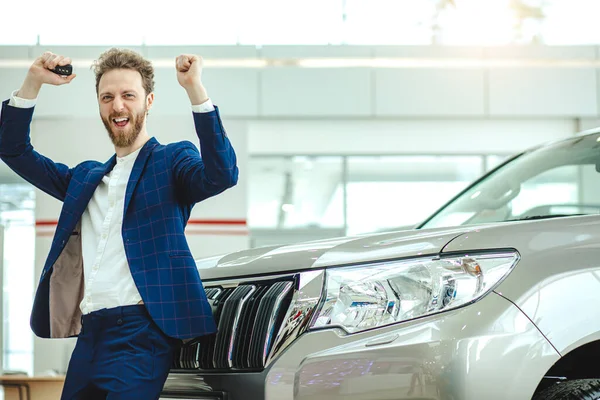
[0, 48, 238, 399]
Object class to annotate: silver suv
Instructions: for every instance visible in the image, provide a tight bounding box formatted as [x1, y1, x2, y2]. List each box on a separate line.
[161, 129, 600, 400]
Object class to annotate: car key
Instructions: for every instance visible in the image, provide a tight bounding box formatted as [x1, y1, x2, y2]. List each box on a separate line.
[50, 64, 73, 76]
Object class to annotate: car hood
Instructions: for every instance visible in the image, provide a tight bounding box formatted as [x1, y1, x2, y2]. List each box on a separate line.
[196, 225, 476, 281]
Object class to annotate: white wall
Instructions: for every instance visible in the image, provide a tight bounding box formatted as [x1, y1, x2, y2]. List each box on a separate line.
[2, 44, 600, 120]
[1, 44, 595, 167]
[247, 119, 576, 156]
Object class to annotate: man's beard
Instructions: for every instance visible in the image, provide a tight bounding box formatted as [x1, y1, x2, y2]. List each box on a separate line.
[101, 107, 146, 148]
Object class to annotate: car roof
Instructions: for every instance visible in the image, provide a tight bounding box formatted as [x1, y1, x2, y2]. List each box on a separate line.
[518, 126, 600, 155]
[576, 126, 600, 137]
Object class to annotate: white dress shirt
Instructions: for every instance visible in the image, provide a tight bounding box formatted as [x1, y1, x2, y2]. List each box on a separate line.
[9, 89, 214, 314]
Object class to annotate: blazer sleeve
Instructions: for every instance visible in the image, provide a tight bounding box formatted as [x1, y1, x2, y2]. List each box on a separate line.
[0, 100, 73, 202]
[172, 106, 238, 205]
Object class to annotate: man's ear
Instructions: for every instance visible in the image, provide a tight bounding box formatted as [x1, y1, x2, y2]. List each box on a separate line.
[146, 92, 155, 113]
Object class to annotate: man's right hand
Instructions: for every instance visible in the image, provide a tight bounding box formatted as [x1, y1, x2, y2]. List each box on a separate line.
[17, 52, 77, 100]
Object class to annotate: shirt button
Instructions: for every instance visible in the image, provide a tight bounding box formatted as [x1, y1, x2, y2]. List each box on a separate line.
[102, 234, 107, 239]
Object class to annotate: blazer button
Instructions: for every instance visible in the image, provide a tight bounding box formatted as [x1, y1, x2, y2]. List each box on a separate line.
[117, 318, 123, 325]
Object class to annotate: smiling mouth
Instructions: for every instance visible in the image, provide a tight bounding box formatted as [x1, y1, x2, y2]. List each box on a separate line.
[112, 117, 130, 128]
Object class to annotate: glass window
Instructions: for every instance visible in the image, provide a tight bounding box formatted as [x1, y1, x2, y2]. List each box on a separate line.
[2, 0, 600, 45]
[345, 156, 483, 235]
[1, 0, 600, 46]
[0, 4, 38, 45]
[541, 0, 600, 45]
[0, 184, 35, 375]
[343, 0, 433, 45]
[238, 0, 344, 45]
[434, 0, 519, 45]
[422, 134, 600, 229]
[36, 0, 146, 45]
[144, 0, 241, 45]
[486, 155, 511, 172]
[4, 222, 35, 374]
[509, 165, 579, 217]
[248, 156, 344, 229]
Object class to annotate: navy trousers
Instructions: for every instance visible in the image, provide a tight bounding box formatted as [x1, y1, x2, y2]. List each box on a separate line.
[60, 305, 179, 399]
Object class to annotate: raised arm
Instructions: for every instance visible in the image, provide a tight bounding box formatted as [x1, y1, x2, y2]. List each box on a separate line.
[0, 52, 77, 201]
[171, 54, 238, 204]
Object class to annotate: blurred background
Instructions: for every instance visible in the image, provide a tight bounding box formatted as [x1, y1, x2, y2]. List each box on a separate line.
[3, 0, 597, 46]
[1, 0, 599, 378]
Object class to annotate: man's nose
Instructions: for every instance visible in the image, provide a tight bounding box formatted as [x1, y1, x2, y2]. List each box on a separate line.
[112, 98, 125, 112]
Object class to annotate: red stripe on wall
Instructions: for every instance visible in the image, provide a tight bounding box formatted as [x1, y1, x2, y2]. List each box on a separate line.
[186, 230, 249, 236]
[188, 219, 247, 226]
[37, 230, 248, 237]
[35, 220, 58, 226]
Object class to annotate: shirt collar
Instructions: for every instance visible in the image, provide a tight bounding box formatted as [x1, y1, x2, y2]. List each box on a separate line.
[116, 146, 142, 165]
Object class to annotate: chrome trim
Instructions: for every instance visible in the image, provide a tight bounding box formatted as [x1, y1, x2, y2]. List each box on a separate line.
[227, 285, 256, 368]
[207, 287, 222, 299]
[204, 272, 299, 286]
[266, 270, 325, 365]
[182, 271, 326, 371]
[261, 281, 294, 366]
[212, 285, 255, 369]
[163, 373, 215, 392]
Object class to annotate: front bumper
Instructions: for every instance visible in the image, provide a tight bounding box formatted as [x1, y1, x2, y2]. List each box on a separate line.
[161, 292, 559, 400]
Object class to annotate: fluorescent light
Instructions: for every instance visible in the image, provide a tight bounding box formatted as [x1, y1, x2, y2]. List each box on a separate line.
[152, 58, 269, 68]
[295, 58, 600, 68]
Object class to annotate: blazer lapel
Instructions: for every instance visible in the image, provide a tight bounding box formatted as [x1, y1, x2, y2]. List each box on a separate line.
[71, 155, 117, 224]
[51, 137, 158, 260]
[123, 137, 159, 215]
[46, 154, 116, 268]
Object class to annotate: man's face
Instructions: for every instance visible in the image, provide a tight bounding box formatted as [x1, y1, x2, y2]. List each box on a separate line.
[98, 68, 153, 148]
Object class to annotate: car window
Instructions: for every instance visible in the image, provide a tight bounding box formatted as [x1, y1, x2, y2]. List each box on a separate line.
[421, 134, 600, 228]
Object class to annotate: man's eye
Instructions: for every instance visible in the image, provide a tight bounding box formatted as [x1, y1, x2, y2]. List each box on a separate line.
[103, 96, 112, 101]
[125, 94, 134, 98]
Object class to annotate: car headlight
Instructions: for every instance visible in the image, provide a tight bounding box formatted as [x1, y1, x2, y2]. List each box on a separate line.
[310, 251, 519, 334]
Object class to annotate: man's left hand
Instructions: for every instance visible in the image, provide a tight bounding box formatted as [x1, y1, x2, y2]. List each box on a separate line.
[176, 54, 209, 105]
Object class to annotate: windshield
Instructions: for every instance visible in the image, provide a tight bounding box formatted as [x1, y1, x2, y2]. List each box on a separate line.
[420, 133, 600, 229]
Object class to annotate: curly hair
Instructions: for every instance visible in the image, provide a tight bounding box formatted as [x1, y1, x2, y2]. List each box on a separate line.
[92, 48, 154, 95]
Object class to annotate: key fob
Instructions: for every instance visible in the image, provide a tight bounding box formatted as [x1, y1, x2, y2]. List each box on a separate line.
[50, 65, 73, 76]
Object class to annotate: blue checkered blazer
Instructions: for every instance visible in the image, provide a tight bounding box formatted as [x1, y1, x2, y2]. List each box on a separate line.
[0, 99, 238, 340]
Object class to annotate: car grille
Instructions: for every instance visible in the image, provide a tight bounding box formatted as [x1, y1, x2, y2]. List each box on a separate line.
[172, 279, 295, 371]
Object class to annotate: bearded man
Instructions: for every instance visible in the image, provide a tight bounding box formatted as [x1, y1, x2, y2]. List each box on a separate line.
[0, 48, 238, 399]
